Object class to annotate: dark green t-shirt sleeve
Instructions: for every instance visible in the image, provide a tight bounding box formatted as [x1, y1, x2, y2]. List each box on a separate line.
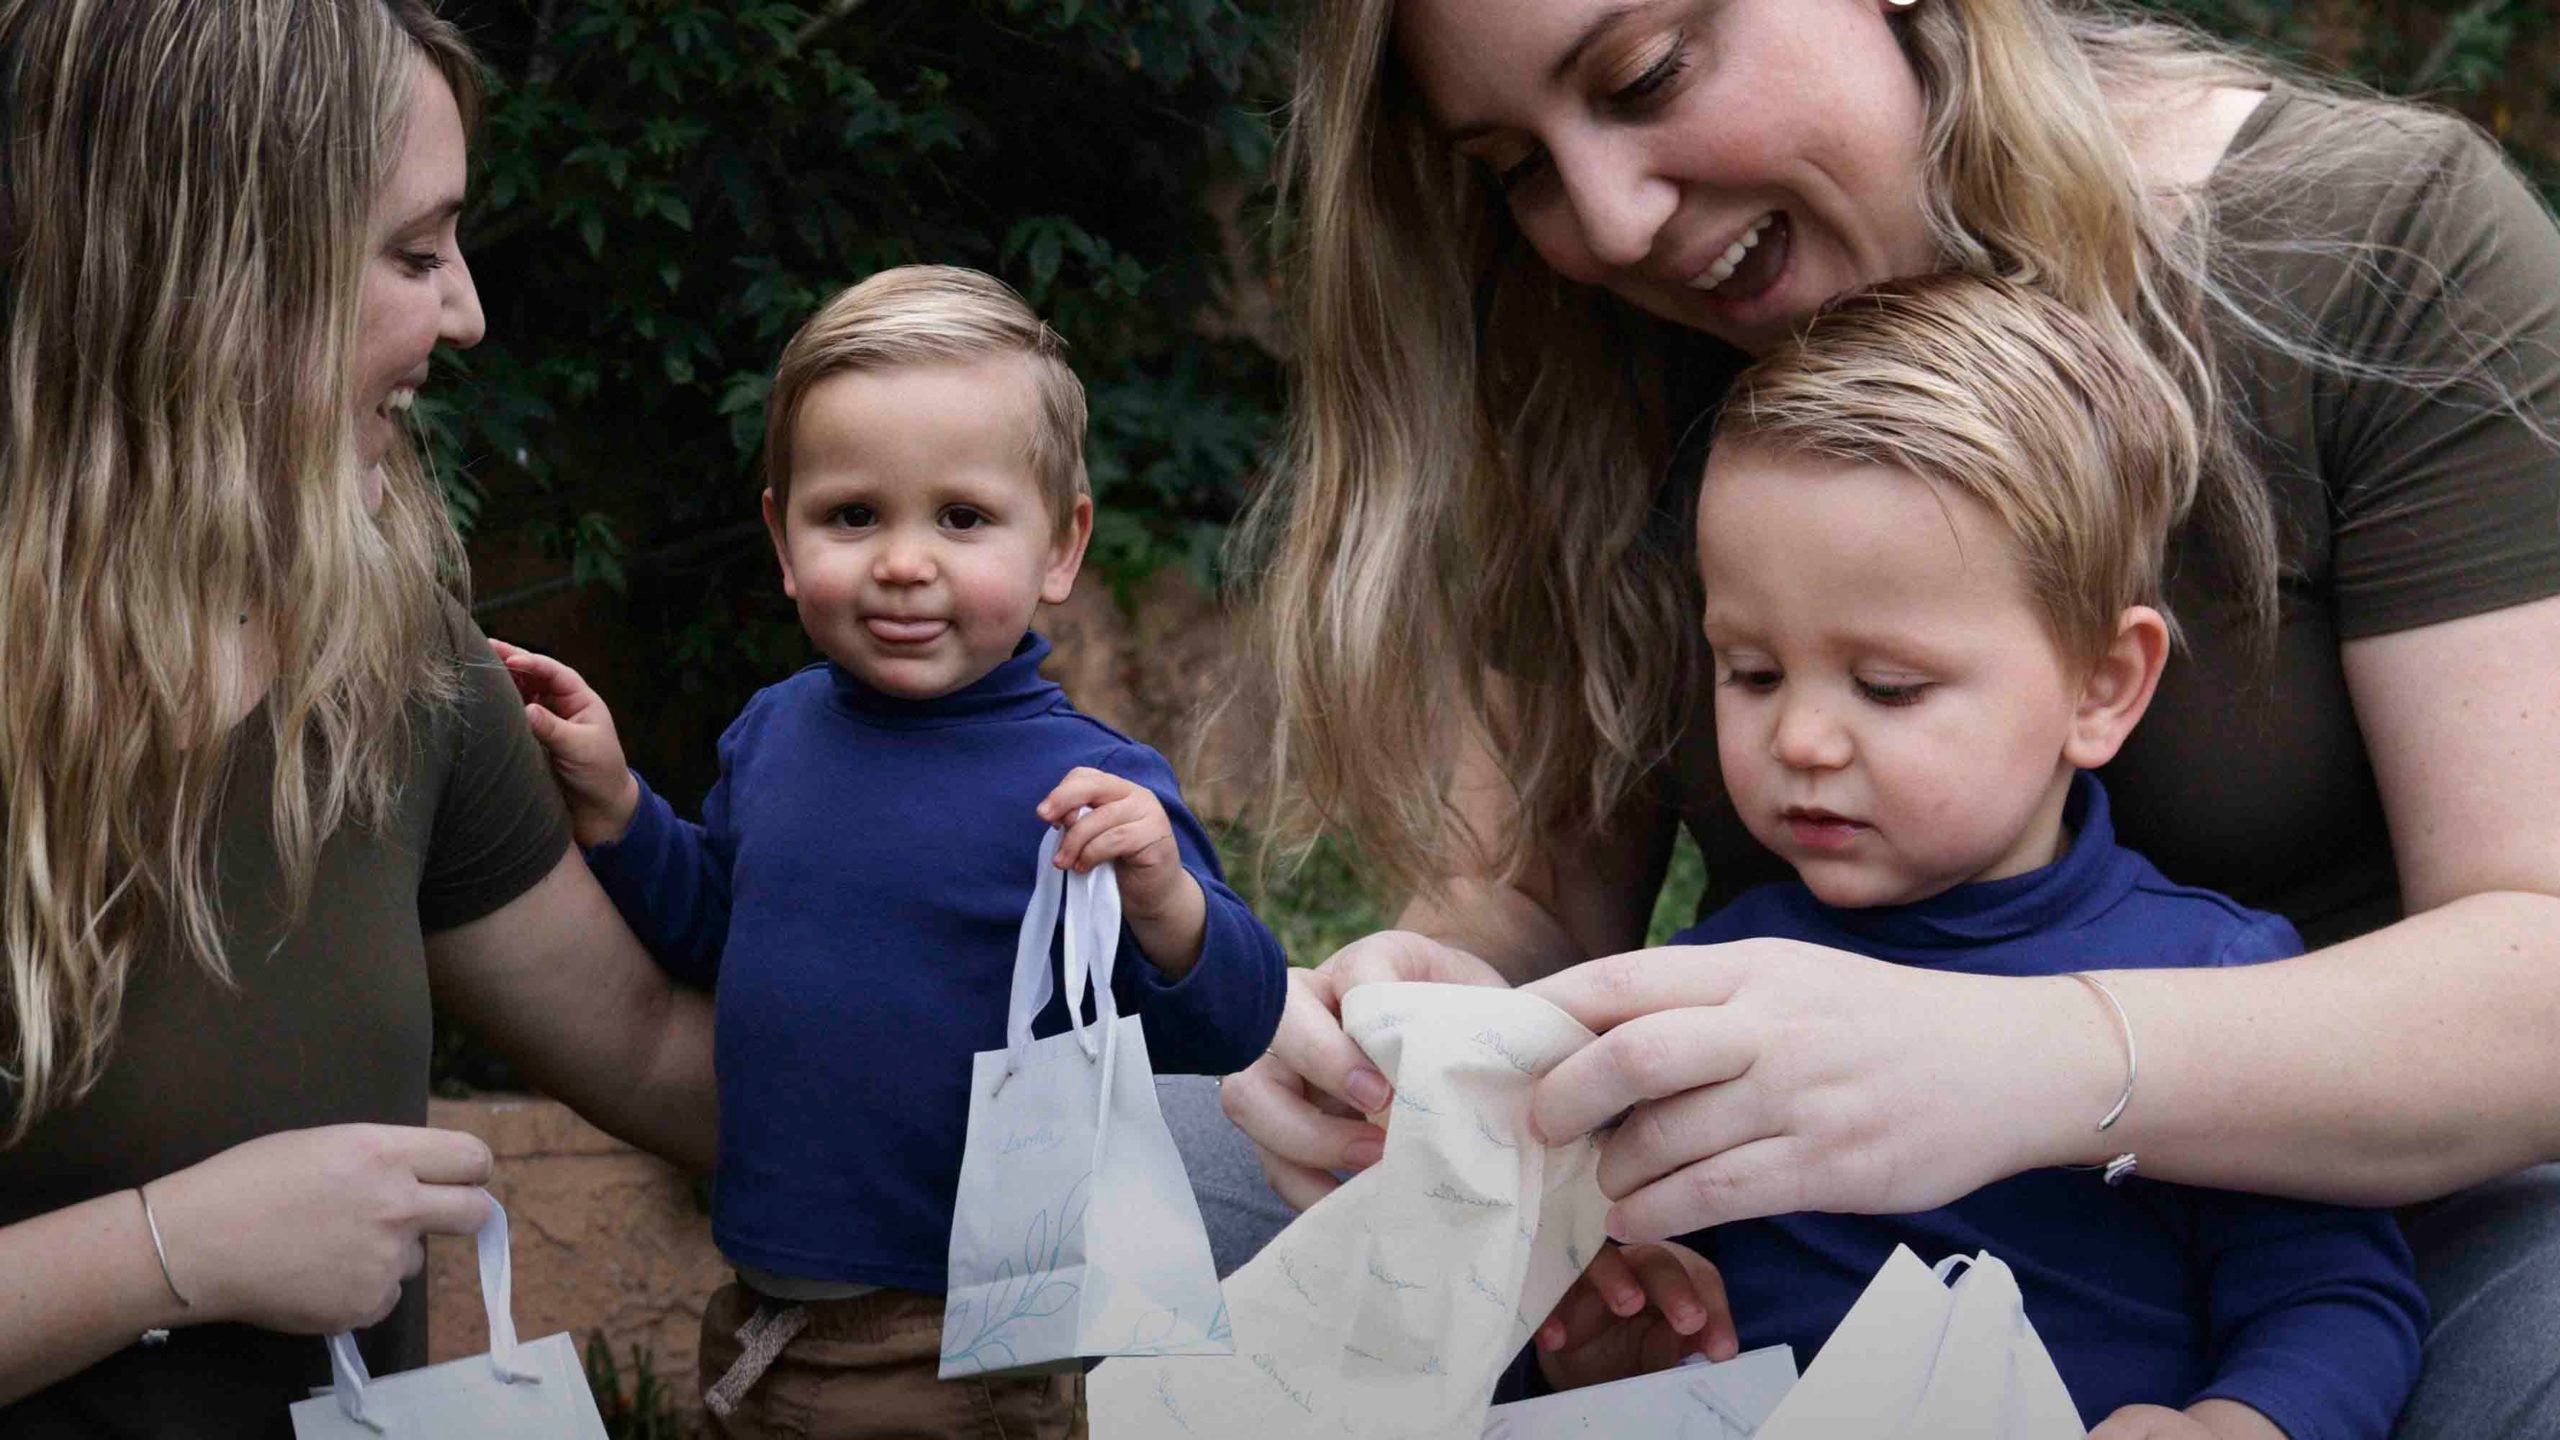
[2324, 122, 2560, 638]
[418, 605, 573, 933]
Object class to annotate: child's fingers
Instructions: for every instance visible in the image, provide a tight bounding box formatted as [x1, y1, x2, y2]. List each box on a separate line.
[1052, 795, 1157, 870]
[496, 648, 600, 716]
[1625, 1242, 1738, 1360]
[1537, 1276, 1618, 1354]
[1035, 766, 1135, 826]
[1069, 818, 1180, 873]
[1580, 1243, 1645, 1318]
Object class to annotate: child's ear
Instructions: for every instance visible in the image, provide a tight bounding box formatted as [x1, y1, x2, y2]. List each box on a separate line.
[2062, 605, 2170, 770]
[1040, 495, 1094, 606]
[761, 488, 797, 600]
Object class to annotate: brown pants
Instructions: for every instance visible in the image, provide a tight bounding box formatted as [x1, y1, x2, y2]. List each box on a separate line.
[697, 1282, 1087, 1440]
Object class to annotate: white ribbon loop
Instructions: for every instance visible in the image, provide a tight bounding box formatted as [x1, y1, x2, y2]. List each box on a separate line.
[995, 817, 1126, 1096]
[324, 1190, 534, 1434]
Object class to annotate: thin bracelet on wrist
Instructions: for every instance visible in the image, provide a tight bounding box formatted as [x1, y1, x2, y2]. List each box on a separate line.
[2061, 972, 2139, 1186]
[136, 1182, 194, 1310]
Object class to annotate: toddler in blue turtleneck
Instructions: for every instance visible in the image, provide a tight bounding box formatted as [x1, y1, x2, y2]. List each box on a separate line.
[1538, 279, 2420, 1440]
[498, 266, 1284, 1438]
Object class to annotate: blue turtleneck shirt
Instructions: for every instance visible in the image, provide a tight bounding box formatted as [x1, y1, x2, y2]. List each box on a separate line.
[586, 633, 1288, 1292]
[1676, 773, 2423, 1440]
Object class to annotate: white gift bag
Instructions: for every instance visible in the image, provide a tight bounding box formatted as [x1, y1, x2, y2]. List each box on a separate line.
[289, 1193, 606, 1439]
[938, 827, 1231, 1377]
[1090, 982, 1615, 1440]
[1754, 1245, 2084, 1440]
[1482, 1345, 1799, 1440]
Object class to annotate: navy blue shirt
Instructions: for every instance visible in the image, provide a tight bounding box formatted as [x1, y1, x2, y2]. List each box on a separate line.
[587, 634, 1288, 1291]
[1674, 774, 2423, 1440]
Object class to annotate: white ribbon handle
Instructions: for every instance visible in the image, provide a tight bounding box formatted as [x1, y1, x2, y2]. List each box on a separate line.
[996, 820, 1126, 1087]
[324, 1190, 539, 1433]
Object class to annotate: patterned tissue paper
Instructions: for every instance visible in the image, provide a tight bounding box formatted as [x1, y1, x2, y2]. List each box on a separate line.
[1092, 982, 1613, 1440]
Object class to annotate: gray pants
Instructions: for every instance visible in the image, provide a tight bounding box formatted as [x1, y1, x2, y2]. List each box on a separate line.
[1157, 1075, 2560, 1436]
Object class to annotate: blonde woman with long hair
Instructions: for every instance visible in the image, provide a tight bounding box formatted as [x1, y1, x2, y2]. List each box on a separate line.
[1196, 0, 2560, 1429]
[0, 2, 714, 1430]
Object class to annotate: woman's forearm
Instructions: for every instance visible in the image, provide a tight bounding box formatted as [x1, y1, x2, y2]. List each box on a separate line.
[1398, 879, 1588, 986]
[2037, 890, 2560, 1204]
[0, 1189, 197, 1404]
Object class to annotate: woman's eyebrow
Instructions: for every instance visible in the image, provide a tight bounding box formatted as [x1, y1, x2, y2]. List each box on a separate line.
[1549, 3, 1656, 83]
[1443, 0, 1665, 143]
[397, 195, 467, 230]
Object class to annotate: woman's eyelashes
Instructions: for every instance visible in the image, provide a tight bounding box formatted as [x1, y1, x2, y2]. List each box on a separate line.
[1490, 34, 1693, 193]
[1605, 37, 1691, 114]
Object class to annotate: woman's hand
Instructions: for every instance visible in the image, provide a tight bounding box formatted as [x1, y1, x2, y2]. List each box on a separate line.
[1215, 929, 1511, 1209]
[1535, 1239, 1737, 1392]
[489, 638, 639, 849]
[1525, 940, 2105, 1241]
[149, 1125, 496, 1333]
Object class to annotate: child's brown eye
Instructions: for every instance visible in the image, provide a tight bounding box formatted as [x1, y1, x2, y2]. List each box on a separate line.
[833, 504, 875, 527]
[942, 506, 986, 531]
[1856, 679, 1930, 707]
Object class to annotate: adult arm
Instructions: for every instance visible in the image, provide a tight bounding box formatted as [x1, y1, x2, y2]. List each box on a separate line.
[1525, 595, 2560, 1239]
[425, 847, 718, 1172]
[0, 1126, 493, 1404]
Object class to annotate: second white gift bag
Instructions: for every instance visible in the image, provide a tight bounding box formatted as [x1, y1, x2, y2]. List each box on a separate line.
[1755, 1244, 2085, 1440]
[938, 827, 1231, 1377]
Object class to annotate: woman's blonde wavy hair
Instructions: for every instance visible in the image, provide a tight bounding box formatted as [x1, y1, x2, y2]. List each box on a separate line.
[1235, 0, 2320, 897]
[0, 0, 478, 1142]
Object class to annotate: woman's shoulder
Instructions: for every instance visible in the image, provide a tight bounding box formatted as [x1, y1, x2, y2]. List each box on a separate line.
[2217, 84, 2536, 252]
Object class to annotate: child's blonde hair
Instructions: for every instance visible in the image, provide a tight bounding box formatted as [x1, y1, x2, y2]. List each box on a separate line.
[1713, 274, 2202, 670]
[765, 265, 1089, 528]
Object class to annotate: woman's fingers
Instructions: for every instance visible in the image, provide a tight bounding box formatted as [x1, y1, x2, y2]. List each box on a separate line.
[1532, 1005, 1758, 1147]
[1522, 949, 1744, 1036]
[392, 1125, 496, 1187]
[1592, 1078, 1781, 1203]
[408, 1181, 496, 1237]
[1606, 1136, 1814, 1243]
[1217, 1046, 1387, 1173]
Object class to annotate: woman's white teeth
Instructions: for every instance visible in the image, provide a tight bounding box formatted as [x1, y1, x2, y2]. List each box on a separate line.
[381, 387, 416, 416]
[1690, 213, 1777, 293]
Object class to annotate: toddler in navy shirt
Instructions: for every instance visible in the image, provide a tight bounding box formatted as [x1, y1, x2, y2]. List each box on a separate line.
[1534, 277, 2423, 1439]
[500, 266, 1286, 1437]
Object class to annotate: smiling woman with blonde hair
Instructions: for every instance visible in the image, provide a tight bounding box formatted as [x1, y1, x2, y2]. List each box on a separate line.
[0, 2, 713, 1432]
[1195, 0, 2560, 1431]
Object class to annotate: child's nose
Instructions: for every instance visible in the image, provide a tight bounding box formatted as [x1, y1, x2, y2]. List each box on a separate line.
[1769, 696, 1852, 771]
[873, 535, 938, 584]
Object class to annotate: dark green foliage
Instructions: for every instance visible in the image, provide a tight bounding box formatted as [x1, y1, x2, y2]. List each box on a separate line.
[439, 0, 1292, 753]
[584, 1333, 694, 1440]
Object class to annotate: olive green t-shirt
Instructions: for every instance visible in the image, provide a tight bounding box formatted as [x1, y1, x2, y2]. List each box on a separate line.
[1672, 88, 2560, 948]
[0, 602, 572, 1438]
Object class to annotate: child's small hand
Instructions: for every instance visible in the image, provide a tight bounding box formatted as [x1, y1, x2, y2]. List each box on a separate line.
[1035, 767, 1207, 977]
[2093, 1402, 2285, 1440]
[489, 638, 640, 849]
[1534, 1240, 1738, 1393]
